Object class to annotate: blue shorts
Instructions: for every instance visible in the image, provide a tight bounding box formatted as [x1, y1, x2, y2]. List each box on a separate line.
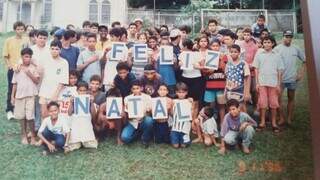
[170, 131, 191, 145]
[282, 82, 297, 90]
[204, 90, 225, 103]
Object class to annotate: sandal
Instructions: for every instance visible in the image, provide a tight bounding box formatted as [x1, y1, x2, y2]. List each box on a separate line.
[272, 126, 281, 133]
[256, 125, 266, 132]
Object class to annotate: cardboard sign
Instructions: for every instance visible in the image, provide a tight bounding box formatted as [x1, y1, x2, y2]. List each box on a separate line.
[204, 50, 220, 70]
[159, 45, 174, 65]
[133, 44, 148, 63]
[74, 95, 90, 116]
[151, 97, 168, 119]
[110, 42, 127, 61]
[106, 97, 123, 119]
[180, 52, 200, 70]
[127, 96, 144, 119]
[173, 99, 192, 122]
[59, 100, 71, 114]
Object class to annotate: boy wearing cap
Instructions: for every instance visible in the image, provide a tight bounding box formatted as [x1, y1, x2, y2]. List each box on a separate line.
[170, 29, 182, 82]
[134, 18, 144, 33]
[274, 30, 306, 126]
[140, 64, 164, 97]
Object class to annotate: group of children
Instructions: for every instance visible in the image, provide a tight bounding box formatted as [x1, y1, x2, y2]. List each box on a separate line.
[3, 14, 306, 155]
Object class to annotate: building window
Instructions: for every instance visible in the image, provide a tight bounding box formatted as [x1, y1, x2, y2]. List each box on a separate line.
[101, 0, 111, 25]
[41, 0, 52, 24]
[0, 0, 3, 21]
[89, 0, 98, 22]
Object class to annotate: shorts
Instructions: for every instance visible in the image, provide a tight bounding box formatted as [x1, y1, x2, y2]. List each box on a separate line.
[181, 76, 204, 101]
[39, 96, 51, 105]
[282, 82, 297, 90]
[258, 86, 279, 109]
[14, 96, 35, 120]
[204, 90, 226, 104]
[170, 131, 191, 145]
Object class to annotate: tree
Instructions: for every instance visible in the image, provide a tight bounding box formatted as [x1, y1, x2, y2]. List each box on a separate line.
[128, 0, 190, 9]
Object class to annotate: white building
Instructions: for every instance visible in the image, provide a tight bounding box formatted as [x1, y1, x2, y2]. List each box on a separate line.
[0, 0, 128, 32]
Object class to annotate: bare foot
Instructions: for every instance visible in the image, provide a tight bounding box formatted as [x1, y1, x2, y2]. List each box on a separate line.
[21, 137, 29, 145]
[218, 148, 226, 155]
[192, 137, 203, 144]
[117, 138, 124, 145]
[42, 150, 48, 156]
[242, 146, 251, 154]
[30, 137, 37, 145]
[35, 140, 43, 147]
[214, 143, 220, 148]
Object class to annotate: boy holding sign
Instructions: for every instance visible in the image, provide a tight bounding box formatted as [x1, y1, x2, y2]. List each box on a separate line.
[153, 83, 173, 144]
[170, 82, 193, 148]
[65, 81, 98, 153]
[98, 88, 124, 145]
[121, 80, 154, 147]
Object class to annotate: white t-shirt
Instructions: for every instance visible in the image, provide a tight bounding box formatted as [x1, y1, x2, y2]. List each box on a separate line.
[38, 114, 70, 135]
[201, 117, 219, 137]
[39, 56, 69, 99]
[30, 45, 50, 68]
[69, 112, 96, 143]
[179, 51, 202, 78]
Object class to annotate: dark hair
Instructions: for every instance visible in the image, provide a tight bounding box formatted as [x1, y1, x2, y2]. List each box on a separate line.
[90, 74, 102, 83]
[109, 28, 122, 38]
[258, 14, 266, 21]
[26, 25, 34, 30]
[160, 25, 169, 32]
[182, 39, 194, 50]
[236, 27, 244, 34]
[106, 87, 122, 97]
[75, 31, 82, 41]
[227, 99, 240, 109]
[50, 40, 62, 49]
[119, 27, 128, 38]
[90, 22, 99, 28]
[86, 33, 97, 40]
[50, 26, 60, 36]
[148, 35, 158, 42]
[36, 30, 48, 37]
[129, 22, 137, 28]
[13, 21, 25, 30]
[197, 34, 209, 46]
[66, 24, 75, 30]
[159, 82, 169, 90]
[179, 25, 191, 34]
[243, 28, 252, 35]
[203, 106, 214, 118]
[130, 79, 141, 88]
[160, 31, 170, 37]
[111, 21, 121, 28]
[260, 28, 269, 35]
[116, 62, 130, 72]
[98, 25, 108, 32]
[21, 47, 33, 56]
[230, 44, 241, 53]
[224, 31, 238, 40]
[77, 81, 89, 90]
[175, 82, 188, 92]
[261, 36, 277, 48]
[47, 101, 60, 110]
[69, 70, 79, 79]
[209, 39, 221, 46]
[144, 64, 156, 71]
[82, 20, 91, 28]
[29, 29, 38, 38]
[63, 30, 76, 40]
[208, 19, 218, 26]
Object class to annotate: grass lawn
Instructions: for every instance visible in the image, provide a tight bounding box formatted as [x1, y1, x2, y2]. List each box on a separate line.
[0, 33, 313, 180]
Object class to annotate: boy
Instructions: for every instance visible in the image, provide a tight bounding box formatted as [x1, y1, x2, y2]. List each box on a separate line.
[140, 64, 163, 97]
[218, 99, 257, 155]
[128, 23, 138, 43]
[96, 25, 111, 51]
[3, 21, 29, 120]
[60, 30, 80, 70]
[274, 30, 306, 126]
[170, 82, 193, 148]
[206, 19, 220, 41]
[114, 62, 136, 98]
[121, 80, 154, 147]
[253, 36, 284, 133]
[90, 22, 99, 34]
[11, 48, 40, 145]
[77, 33, 103, 83]
[225, 44, 251, 112]
[38, 101, 70, 155]
[38, 40, 69, 120]
[82, 21, 91, 33]
[251, 15, 270, 38]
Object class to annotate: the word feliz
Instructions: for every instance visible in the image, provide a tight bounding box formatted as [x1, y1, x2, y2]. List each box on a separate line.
[74, 95, 192, 121]
[110, 42, 220, 70]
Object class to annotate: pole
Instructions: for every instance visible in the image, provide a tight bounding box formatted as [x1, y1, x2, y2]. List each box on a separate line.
[262, 0, 265, 9]
[153, 0, 156, 26]
[19, 0, 23, 21]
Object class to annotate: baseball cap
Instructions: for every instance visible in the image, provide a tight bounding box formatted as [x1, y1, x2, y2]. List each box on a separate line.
[283, 30, 294, 37]
[134, 18, 143, 23]
[170, 29, 181, 38]
[144, 64, 156, 72]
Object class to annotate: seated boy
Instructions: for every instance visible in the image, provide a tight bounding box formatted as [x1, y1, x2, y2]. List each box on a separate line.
[140, 64, 163, 97]
[37, 101, 70, 155]
[121, 80, 154, 147]
[113, 62, 136, 98]
[218, 99, 257, 155]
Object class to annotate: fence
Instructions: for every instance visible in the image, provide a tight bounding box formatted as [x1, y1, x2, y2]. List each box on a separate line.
[127, 8, 297, 34]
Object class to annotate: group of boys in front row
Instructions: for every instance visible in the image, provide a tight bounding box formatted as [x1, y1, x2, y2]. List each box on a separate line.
[3, 15, 305, 156]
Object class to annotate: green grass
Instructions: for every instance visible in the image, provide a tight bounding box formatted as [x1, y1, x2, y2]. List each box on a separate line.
[0, 34, 313, 179]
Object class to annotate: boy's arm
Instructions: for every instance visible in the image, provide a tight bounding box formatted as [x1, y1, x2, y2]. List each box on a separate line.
[68, 98, 74, 116]
[90, 102, 98, 123]
[98, 103, 107, 122]
[243, 63, 251, 101]
[297, 63, 306, 81]
[25, 69, 40, 84]
[64, 132, 71, 147]
[51, 83, 64, 101]
[11, 84, 17, 105]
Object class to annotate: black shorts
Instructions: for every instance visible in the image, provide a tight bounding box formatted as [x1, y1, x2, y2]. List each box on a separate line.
[181, 76, 204, 101]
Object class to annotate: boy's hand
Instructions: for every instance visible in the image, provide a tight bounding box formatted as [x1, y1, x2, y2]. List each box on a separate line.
[256, 85, 260, 92]
[47, 143, 56, 152]
[11, 97, 15, 106]
[240, 122, 250, 132]
[296, 73, 304, 82]
[89, 55, 99, 63]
